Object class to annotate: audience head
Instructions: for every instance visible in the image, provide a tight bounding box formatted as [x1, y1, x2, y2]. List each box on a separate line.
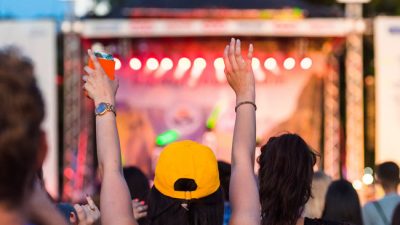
[123, 166, 150, 202]
[217, 161, 231, 202]
[392, 203, 400, 225]
[0, 48, 45, 208]
[148, 140, 224, 225]
[304, 171, 332, 218]
[376, 161, 400, 190]
[322, 179, 363, 225]
[258, 133, 316, 225]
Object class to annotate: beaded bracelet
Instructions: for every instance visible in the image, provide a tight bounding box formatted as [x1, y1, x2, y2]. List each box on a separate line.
[235, 101, 257, 112]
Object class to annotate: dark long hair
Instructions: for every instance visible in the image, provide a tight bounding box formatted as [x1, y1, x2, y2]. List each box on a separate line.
[322, 180, 363, 225]
[258, 133, 316, 225]
[123, 166, 150, 202]
[147, 187, 224, 225]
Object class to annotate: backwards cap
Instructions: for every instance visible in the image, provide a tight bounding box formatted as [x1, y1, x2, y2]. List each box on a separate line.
[154, 140, 220, 200]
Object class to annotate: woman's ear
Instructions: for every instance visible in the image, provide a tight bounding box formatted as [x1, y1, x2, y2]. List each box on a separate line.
[36, 130, 48, 170]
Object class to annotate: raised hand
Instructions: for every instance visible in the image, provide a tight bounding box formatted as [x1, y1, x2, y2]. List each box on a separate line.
[71, 196, 101, 225]
[83, 49, 119, 106]
[223, 38, 255, 102]
[131, 199, 148, 220]
[224, 39, 260, 225]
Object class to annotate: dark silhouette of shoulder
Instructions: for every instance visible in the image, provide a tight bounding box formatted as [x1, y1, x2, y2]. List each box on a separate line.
[305, 218, 351, 225]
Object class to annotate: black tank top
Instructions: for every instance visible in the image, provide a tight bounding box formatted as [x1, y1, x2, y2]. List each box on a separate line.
[305, 218, 351, 225]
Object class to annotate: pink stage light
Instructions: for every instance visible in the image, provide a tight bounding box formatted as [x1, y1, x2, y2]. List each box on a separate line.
[193, 58, 207, 70]
[129, 58, 142, 70]
[160, 58, 174, 71]
[114, 57, 122, 70]
[214, 57, 225, 70]
[188, 58, 207, 86]
[264, 57, 278, 71]
[252, 58, 265, 81]
[252, 58, 261, 70]
[283, 57, 296, 70]
[174, 57, 192, 79]
[214, 58, 226, 83]
[178, 57, 192, 70]
[146, 58, 159, 71]
[300, 57, 313, 70]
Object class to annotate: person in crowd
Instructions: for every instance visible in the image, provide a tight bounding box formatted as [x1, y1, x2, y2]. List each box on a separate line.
[363, 162, 400, 225]
[123, 166, 150, 224]
[0, 48, 101, 225]
[0, 48, 69, 225]
[83, 50, 224, 225]
[304, 171, 332, 219]
[146, 140, 224, 225]
[60, 196, 101, 225]
[223, 38, 346, 225]
[391, 203, 400, 225]
[218, 161, 232, 225]
[322, 180, 363, 225]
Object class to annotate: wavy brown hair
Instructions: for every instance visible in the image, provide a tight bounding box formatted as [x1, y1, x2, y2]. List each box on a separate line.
[0, 48, 44, 207]
[258, 133, 317, 225]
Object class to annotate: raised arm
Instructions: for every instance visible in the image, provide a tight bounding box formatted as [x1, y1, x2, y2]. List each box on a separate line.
[83, 50, 137, 225]
[223, 38, 260, 225]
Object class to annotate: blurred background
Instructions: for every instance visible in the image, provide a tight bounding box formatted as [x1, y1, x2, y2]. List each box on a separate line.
[1, 0, 400, 204]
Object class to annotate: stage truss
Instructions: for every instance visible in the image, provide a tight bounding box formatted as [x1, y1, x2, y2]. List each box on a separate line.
[62, 18, 365, 200]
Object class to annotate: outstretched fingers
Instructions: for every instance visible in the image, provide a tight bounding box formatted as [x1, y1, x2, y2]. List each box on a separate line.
[223, 45, 232, 75]
[228, 38, 239, 72]
[87, 49, 104, 76]
[235, 39, 246, 69]
[246, 44, 254, 70]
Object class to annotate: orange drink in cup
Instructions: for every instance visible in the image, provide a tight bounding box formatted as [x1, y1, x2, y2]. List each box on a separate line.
[88, 51, 115, 80]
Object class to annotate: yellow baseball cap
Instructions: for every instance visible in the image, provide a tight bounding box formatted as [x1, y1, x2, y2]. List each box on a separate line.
[154, 140, 220, 200]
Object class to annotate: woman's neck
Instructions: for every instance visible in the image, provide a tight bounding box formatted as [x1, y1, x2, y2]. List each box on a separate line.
[0, 204, 26, 225]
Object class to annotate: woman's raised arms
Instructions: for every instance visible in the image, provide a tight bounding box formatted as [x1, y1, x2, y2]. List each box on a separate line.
[224, 38, 260, 225]
[83, 50, 137, 225]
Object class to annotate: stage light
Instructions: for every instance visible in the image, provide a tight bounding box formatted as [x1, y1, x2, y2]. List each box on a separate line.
[214, 58, 225, 70]
[364, 167, 373, 175]
[63, 167, 75, 180]
[264, 57, 277, 71]
[129, 58, 142, 70]
[252, 58, 261, 70]
[160, 58, 173, 71]
[362, 174, 374, 185]
[174, 58, 192, 80]
[189, 58, 207, 86]
[207, 106, 221, 129]
[214, 57, 226, 82]
[352, 180, 363, 190]
[178, 57, 192, 70]
[283, 57, 296, 70]
[156, 130, 180, 146]
[300, 57, 313, 70]
[194, 58, 207, 70]
[114, 58, 122, 70]
[146, 58, 159, 71]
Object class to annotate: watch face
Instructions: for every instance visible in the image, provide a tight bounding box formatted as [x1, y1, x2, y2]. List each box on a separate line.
[96, 103, 107, 114]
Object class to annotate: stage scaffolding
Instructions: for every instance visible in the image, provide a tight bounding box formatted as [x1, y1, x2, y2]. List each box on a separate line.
[62, 17, 365, 200]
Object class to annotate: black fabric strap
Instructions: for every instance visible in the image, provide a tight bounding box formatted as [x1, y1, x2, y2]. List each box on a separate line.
[373, 201, 390, 225]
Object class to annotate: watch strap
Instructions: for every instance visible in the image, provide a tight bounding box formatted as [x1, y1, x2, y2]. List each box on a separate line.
[95, 103, 116, 117]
